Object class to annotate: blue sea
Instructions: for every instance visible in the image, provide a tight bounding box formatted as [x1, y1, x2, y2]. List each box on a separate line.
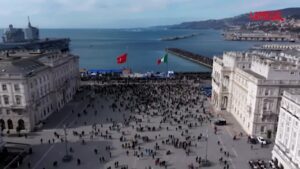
[40, 29, 267, 72]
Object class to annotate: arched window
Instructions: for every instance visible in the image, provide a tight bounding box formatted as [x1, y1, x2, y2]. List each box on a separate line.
[0, 119, 5, 130]
[7, 119, 13, 129]
[17, 119, 25, 130]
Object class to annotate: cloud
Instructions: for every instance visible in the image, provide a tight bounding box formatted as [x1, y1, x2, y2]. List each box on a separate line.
[0, 0, 298, 28]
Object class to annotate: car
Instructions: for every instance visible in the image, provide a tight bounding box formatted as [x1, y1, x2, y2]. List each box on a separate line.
[257, 136, 267, 145]
[249, 160, 259, 169]
[214, 118, 226, 125]
[249, 136, 258, 144]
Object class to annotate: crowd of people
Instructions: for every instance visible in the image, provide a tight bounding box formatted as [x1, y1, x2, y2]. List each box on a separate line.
[20, 74, 239, 169]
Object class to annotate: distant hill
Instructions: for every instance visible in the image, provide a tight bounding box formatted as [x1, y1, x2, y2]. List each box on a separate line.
[166, 7, 300, 29]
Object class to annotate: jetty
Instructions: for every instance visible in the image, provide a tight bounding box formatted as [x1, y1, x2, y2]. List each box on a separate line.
[160, 33, 198, 41]
[165, 48, 213, 69]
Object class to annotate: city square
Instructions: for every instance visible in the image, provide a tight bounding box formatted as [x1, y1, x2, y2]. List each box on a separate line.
[4, 77, 273, 169]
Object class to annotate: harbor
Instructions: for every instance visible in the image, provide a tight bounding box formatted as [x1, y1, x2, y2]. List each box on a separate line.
[166, 48, 213, 69]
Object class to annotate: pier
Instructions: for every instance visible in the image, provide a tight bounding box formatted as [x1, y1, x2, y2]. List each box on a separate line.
[165, 48, 213, 69]
[223, 31, 297, 42]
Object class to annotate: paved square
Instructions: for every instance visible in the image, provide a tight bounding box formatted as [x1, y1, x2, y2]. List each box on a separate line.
[4, 80, 273, 169]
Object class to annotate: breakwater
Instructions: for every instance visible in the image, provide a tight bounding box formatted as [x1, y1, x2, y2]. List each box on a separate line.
[160, 33, 198, 41]
[166, 48, 213, 69]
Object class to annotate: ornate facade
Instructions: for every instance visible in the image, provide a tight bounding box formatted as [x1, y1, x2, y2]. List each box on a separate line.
[0, 50, 79, 133]
[212, 46, 300, 138]
[272, 91, 300, 169]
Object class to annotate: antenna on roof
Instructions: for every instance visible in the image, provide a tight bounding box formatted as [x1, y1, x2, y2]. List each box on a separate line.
[28, 16, 31, 27]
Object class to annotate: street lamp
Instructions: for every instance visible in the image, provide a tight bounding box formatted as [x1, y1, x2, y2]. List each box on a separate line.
[62, 125, 72, 162]
[205, 129, 208, 161]
[202, 129, 211, 167]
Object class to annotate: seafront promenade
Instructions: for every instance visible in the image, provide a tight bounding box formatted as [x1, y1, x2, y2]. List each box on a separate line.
[3, 76, 273, 169]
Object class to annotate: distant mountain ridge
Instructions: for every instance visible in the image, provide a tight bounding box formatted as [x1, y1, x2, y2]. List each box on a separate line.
[166, 7, 300, 29]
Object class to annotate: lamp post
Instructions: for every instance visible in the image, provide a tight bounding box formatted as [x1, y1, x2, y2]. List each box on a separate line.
[205, 129, 208, 162]
[62, 125, 72, 162]
[202, 129, 211, 167]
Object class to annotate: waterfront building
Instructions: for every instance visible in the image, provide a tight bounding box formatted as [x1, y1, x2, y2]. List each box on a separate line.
[272, 91, 300, 169]
[260, 43, 300, 51]
[0, 49, 79, 133]
[211, 48, 300, 138]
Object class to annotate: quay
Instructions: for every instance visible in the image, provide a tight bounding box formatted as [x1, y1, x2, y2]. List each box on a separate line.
[223, 31, 298, 42]
[165, 48, 213, 69]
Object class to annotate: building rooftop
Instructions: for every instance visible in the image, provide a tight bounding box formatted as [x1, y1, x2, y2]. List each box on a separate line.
[243, 69, 266, 80]
[282, 49, 300, 57]
[284, 91, 300, 106]
[0, 57, 47, 75]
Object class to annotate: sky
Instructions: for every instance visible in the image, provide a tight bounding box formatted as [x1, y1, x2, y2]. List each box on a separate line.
[0, 0, 299, 28]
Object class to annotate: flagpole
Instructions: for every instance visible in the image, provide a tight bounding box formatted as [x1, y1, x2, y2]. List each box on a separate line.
[126, 46, 129, 70]
[126, 46, 129, 84]
[165, 48, 170, 109]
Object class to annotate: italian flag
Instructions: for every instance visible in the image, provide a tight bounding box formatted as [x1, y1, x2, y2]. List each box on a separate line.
[157, 54, 168, 64]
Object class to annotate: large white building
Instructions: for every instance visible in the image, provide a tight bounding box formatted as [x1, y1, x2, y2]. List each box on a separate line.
[211, 47, 300, 138]
[0, 49, 79, 133]
[272, 91, 300, 169]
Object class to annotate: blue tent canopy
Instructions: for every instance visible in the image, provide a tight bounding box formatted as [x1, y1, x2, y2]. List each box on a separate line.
[87, 69, 122, 74]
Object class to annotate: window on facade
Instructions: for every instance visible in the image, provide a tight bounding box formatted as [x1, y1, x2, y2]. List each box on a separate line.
[261, 126, 265, 132]
[3, 95, 9, 105]
[263, 102, 268, 111]
[15, 95, 21, 105]
[14, 84, 20, 91]
[6, 109, 10, 115]
[265, 89, 269, 96]
[2, 84, 7, 91]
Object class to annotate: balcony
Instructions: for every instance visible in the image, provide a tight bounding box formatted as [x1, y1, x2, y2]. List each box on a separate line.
[261, 110, 278, 122]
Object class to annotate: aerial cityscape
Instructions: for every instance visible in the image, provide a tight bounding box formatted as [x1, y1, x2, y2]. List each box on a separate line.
[0, 1, 300, 169]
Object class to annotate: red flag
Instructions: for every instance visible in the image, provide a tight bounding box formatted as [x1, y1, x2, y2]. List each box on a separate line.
[117, 53, 127, 64]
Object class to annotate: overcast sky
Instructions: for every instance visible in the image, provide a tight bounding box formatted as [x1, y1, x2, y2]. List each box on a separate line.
[0, 0, 299, 28]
